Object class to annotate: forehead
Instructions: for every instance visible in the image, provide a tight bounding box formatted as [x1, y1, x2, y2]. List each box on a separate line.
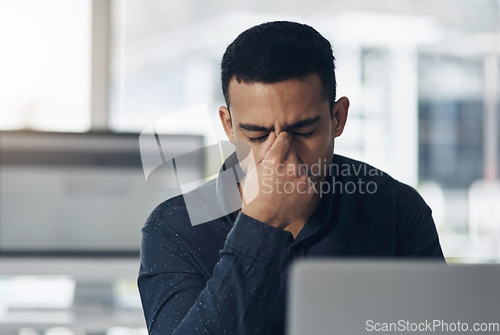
[228, 74, 329, 123]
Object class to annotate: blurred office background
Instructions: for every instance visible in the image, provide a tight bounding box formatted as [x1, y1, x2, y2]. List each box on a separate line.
[0, 0, 499, 334]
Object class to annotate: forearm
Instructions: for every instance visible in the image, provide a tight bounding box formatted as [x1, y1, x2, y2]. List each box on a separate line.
[147, 213, 292, 335]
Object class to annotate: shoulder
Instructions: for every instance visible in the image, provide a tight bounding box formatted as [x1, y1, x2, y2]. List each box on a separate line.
[140, 179, 232, 276]
[142, 194, 189, 247]
[332, 154, 389, 178]
[143, 192, 188, 231]
[142, 178, 231, 240]
[331, 156, 442, 257]
[331, 154, 396, 190]
[331, 154, 427, 206]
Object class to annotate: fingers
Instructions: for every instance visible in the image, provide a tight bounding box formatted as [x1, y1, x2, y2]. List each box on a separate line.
[285, 144, 298, 163]
[284, 146, 300, 176]
[265, 131, 290, 162]
[238, 131, 276, 173]
[260, 131, 277, 160]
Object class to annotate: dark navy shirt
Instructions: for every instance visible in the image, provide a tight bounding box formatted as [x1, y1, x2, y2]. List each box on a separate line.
[138, 153, 444, 334]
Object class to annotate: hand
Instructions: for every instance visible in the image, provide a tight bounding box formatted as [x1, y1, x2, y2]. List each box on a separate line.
[240, 131, 316, 230]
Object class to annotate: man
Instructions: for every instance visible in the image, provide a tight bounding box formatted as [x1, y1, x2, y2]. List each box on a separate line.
[138, 21, 444, 335]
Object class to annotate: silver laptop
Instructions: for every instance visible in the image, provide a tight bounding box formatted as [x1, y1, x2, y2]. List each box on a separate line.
[287, 260, 500, 335]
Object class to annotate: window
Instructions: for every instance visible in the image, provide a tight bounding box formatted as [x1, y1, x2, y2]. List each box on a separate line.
[0, 0, 91, 131]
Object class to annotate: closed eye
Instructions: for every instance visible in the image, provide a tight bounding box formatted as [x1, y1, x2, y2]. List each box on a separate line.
[248, 134, 269, 143]
[291, 131, 314, 138]
[249, 131, 314, 142]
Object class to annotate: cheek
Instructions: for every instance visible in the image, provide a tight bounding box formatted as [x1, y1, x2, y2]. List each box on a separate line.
[294, 139, 325, 164]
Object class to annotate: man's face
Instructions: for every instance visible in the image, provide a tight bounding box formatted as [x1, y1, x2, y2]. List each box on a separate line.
[219, 73, 348, 184]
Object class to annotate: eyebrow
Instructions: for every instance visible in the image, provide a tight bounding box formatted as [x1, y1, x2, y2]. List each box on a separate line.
[239, 116, 321, 132]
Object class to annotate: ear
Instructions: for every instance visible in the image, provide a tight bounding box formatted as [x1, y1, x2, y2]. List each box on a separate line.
[332, 96, 349, 138]
[219, 106, 235, 144]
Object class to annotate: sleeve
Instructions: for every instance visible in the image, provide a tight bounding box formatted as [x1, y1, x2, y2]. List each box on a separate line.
[138, 211, 293, 335]
[394, 182, 445, 260]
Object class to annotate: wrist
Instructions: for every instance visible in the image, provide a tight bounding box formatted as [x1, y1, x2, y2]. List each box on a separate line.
[241, 207, 286, 229]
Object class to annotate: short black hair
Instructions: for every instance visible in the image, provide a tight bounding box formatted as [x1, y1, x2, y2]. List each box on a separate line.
[221, 21, 336, 111]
